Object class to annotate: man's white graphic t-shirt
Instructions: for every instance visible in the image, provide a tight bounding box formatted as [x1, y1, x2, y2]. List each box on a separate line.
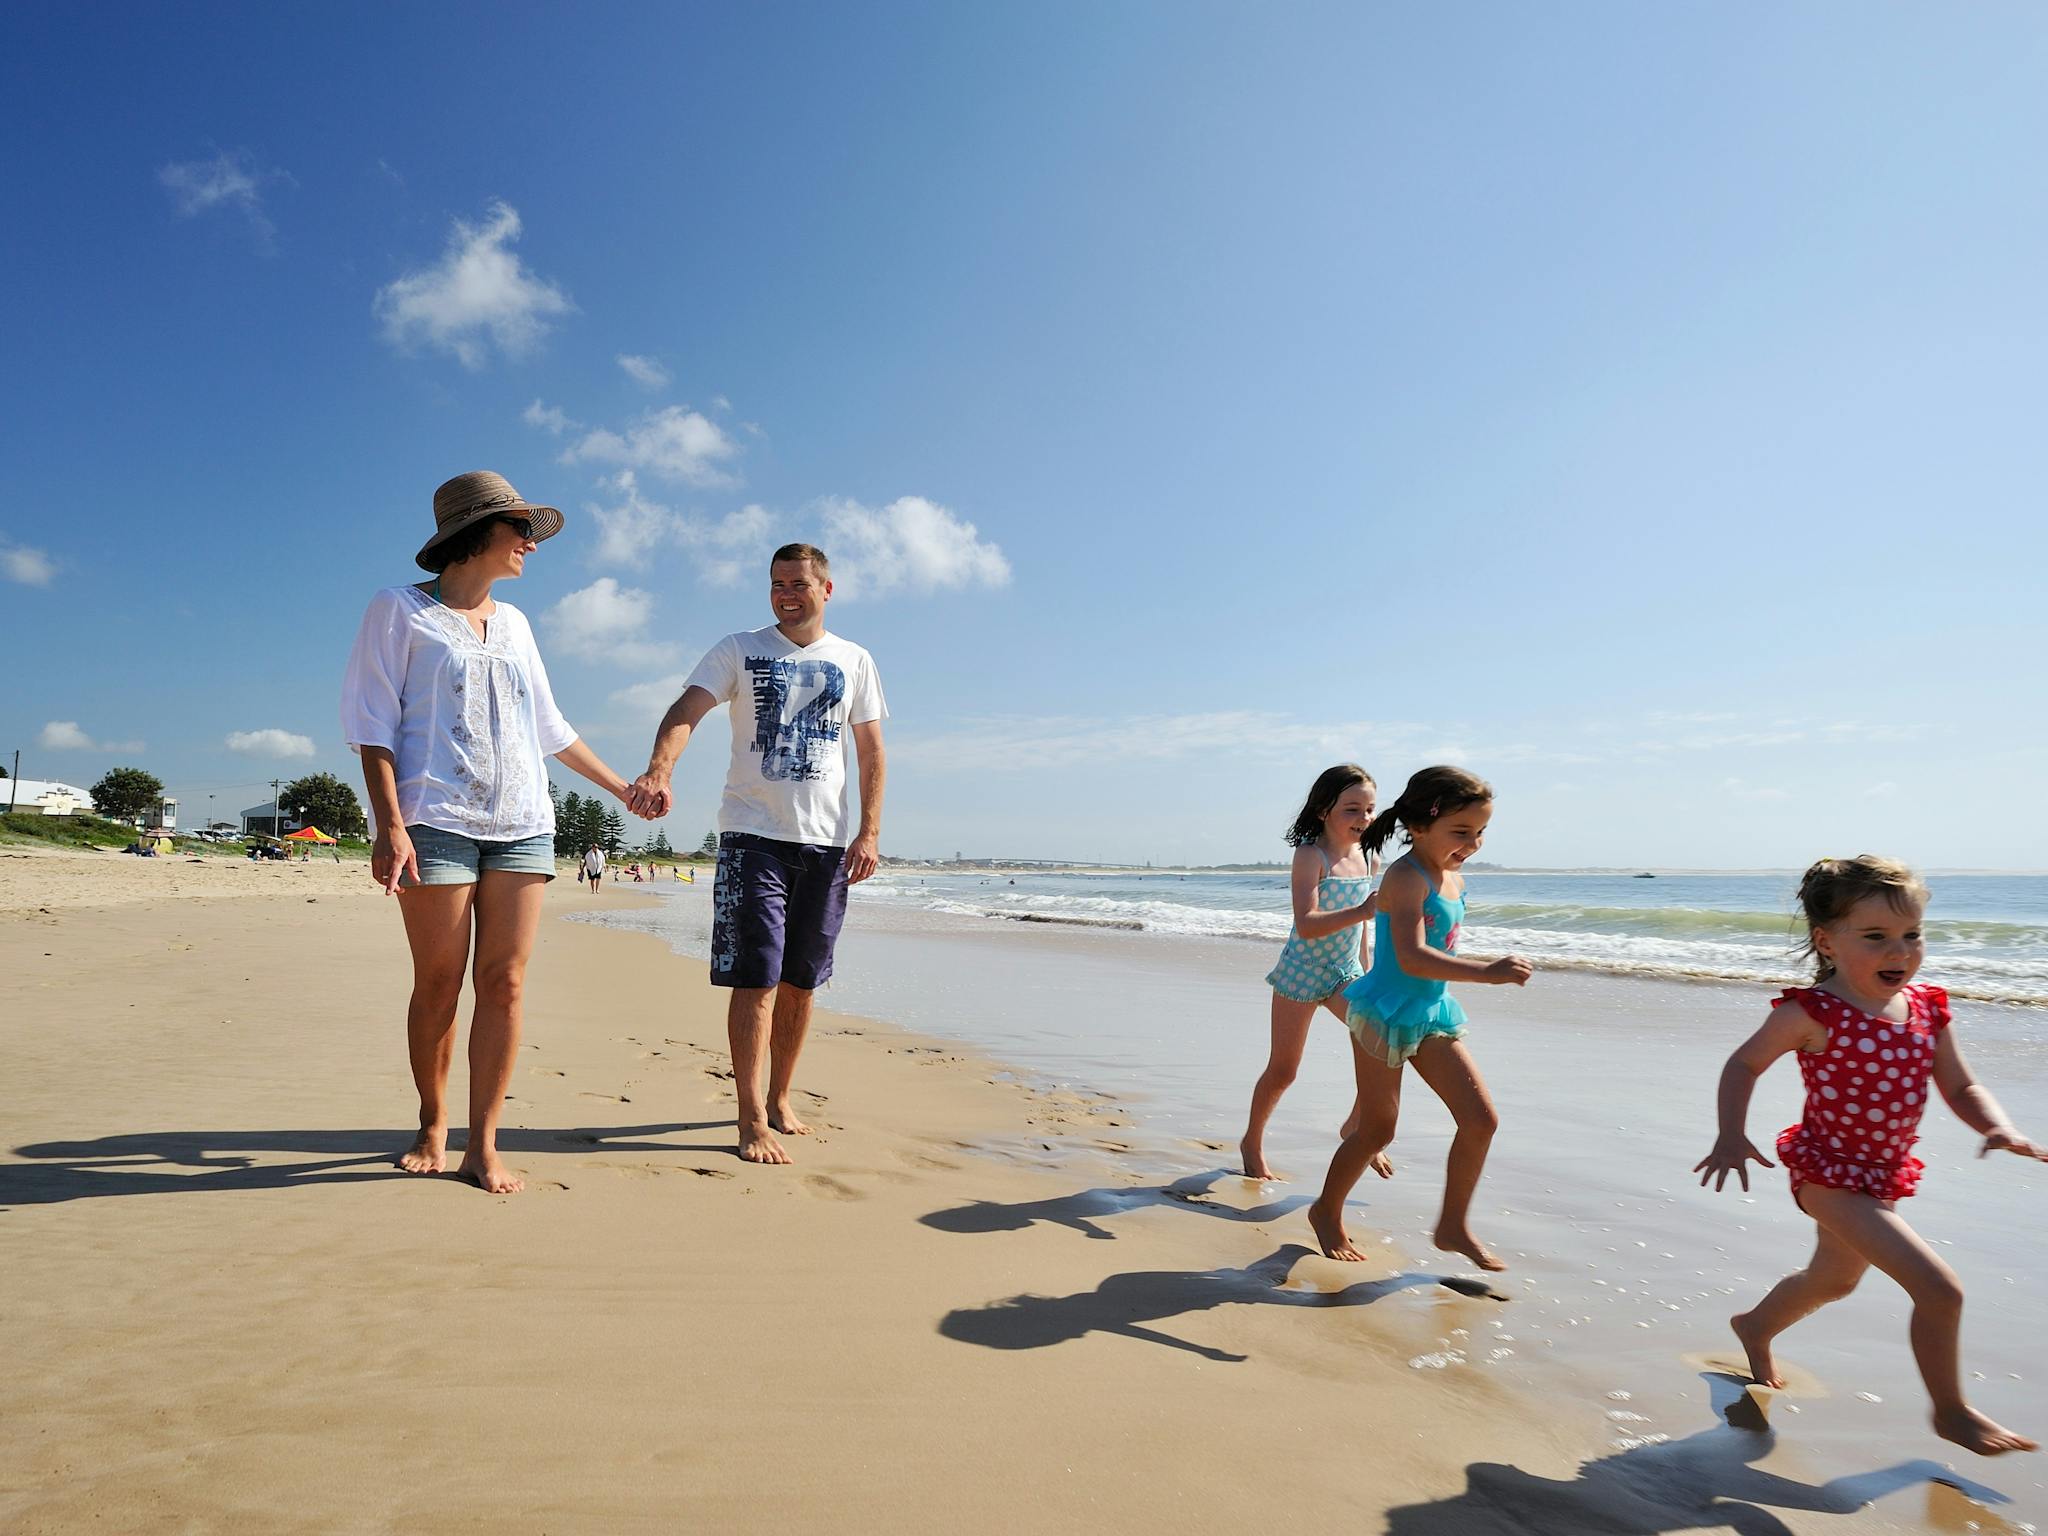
[684, 627, 887, 848]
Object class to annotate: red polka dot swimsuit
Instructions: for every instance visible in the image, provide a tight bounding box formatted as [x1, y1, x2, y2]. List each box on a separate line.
[1775, 982, 1950, 1203]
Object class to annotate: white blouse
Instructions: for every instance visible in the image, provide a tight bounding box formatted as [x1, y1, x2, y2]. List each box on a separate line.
[340, 585, 576, 843]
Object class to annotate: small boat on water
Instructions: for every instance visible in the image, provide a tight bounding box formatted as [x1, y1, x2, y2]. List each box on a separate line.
[1633, 872, 1656, 878]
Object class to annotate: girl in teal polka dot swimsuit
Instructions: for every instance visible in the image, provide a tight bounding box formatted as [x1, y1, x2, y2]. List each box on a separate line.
[1240, 765, 1392, 1182]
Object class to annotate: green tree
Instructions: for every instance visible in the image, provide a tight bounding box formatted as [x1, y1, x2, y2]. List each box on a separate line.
[698, 831, 717, 856]
[90, 766, 163, 822]
[0, 762, 9, 778]
[556, 791, 585, 858]
[601, 807, 625, 854]
[282, 772, 367, 838]
[650, 828, 674, 858]
[576, 798, 606, 853]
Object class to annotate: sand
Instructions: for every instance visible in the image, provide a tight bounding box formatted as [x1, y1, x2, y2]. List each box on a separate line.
[0, 846, 2034, 1533]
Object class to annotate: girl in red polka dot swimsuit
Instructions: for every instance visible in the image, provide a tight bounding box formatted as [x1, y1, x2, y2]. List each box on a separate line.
[1695, 856, 2047, 1458]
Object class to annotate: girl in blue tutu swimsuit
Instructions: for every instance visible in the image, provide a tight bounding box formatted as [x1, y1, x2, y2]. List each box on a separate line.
[1307, 766, 1533, 1271]
[1240, 765, 1394, 1181]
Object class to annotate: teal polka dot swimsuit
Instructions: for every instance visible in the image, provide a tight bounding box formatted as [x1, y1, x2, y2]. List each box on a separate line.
[1265, 847, 1377, 1004]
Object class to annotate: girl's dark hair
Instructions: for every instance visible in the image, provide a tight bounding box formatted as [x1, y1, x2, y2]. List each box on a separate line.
[1795, 854, 1928, 980]
[1284, 764, 1375, 847]
[420, 516, 516, 575]
[1359, 765, 1493, 860]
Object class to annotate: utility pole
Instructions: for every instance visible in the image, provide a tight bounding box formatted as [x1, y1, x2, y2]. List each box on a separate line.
[7, 750, 17, 814]
[270, 778, 284, 837]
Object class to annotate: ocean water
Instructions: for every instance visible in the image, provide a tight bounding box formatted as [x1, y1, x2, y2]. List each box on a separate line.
[861, 869, 2048, 1006]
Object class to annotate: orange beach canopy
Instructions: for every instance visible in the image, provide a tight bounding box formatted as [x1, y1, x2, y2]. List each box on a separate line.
[284, 826, 337, 843]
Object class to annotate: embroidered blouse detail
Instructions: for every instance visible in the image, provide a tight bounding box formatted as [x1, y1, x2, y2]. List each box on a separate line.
[340, 586, 574, 842]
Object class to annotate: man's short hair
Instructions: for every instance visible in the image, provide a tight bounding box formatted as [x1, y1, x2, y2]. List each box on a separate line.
[771, 542, 830, 577]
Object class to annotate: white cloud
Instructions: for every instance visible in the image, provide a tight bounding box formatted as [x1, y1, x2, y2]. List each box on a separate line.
[577, 474, 773, 584]
[607, 672, 695, 727]
[374, 201, 574, 368]
[817, 495, 1011, 600]
[522, 399, 579, 435]
[617, 353, 671, 390]
[683, 503, 772, 586]
[711, 394, 732, 412]
[158, 151, 286, 243]
[2, 539, 54, 586]
[562, 405, 740, 487]
[38, 721, 143, 753]
[1719, 777, 1791, 803]
[541, 577, 679, 668]
[226, 728, 316, 759]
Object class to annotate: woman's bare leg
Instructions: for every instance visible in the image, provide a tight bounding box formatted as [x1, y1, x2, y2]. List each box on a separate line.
[1409, 1038, 1503, 1270]
[1241, 994, 1317, 1178]
[395, 883, 476, 1173]
[459, 871, 548, 1194]
[1730, 1221, 1869, 1387]
[1801, 1186, 2036, 1455]
[1306, 1036, 1404, 1260]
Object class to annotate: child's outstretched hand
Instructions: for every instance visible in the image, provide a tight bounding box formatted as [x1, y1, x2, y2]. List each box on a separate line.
[1694, 1134, 1774, 1192]
[1485, 955, 1534, 986]
[1979, 1127, 2048, 1161]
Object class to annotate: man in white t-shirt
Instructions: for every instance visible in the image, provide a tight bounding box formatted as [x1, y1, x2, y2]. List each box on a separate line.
[628, 543, 887, 1165]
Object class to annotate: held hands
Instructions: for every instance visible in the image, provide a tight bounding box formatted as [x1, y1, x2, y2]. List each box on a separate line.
[1979, 1127, 2048, 1161]
[844, 831, 880, 885]
[624, 772, 673, 820]
[1694, 1134, 1774, 1192]
[1485, 954, 1534, 986]
[370, 827, 419, 896]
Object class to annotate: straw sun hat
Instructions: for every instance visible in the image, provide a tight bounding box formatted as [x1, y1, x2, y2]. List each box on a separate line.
[415, 470, 564, 570]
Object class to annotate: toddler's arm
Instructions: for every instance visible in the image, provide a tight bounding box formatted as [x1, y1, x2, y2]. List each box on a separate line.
[1695, 1001, 1816, 1191]
[1933, 1031, 2048, 1161]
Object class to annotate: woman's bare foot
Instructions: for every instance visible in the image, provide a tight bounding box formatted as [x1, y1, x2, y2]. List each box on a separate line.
[1369, 1151, 1395, 1179]
[397, 1127, 446, 1174]
[1933, 1404, 2038, 1456]
[1241, 1135, 1276, 1181]
[1730, 1311, 1783, 1388]
[1434, 1224, 1507, 1272]
[740, 1118, 793, 1165]
[456, 1148, 524, 1194]
[1308, 1199, 1366, 1261]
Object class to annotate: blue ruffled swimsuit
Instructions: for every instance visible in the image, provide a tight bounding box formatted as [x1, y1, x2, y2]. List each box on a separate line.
[1344, 864, 1468, 1065]
[1264, 855, 1375, 1004]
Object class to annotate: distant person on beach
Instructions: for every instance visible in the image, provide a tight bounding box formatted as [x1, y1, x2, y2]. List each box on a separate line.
[628, 542, 887, 1166]
[1696, 856, 2045, 1456]
[1306, 766, 1533, 1269]
[342, 471, 649, 1195]
[1239, 764, 1393, 1182]
[583, 845, 605, 891]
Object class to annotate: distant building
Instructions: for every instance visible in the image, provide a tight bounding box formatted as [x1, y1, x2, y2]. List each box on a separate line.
[2, 778, 92, 817]
[240, 800, 303, 837]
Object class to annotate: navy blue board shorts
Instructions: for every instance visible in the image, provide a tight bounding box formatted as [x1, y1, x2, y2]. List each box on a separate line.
[710, 832, 850, 990]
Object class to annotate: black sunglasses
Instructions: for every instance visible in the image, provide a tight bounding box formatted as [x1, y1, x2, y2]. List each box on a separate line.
[496, 515, 535, 541]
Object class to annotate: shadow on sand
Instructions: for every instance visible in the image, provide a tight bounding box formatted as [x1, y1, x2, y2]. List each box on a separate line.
[1384, 1372, 2015, 1535]
[0, 1122, 737, 1205]
[939, 1242, 1505, 1361]
[921, 1168, 1316, 1240]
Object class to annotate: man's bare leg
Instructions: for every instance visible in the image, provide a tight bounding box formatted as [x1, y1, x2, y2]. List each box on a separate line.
[395, 884, 476, 1174]
[455, 871, 546, 1194]
[767, 981, 816, 1136]
[728, 985, 788, 1163]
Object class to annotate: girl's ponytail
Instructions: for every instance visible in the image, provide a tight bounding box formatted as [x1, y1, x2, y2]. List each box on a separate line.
[1359, 803, 1405, 861]
[1366, 765, 1495, 861]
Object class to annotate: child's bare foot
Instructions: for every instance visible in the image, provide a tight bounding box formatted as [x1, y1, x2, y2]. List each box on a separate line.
[1933, 1404, 2038, 1456]
[768, 1100, 813, 1137]
[1308, 1199, 1366, 1261]
[1369, 1151, 1395, 1179]
[1240, 1135, 1276, 1181]
[456, 1149, 524, 1194]
[1730, 1311, 1783, 1388]
[1433, 1224, 1506, 1272]
[740, 1119, 792, 1165]
[397, 1127, 446, 1174]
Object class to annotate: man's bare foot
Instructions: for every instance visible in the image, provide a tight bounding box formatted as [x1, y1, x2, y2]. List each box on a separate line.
[1730, 1311, 1783, 1388]
[1308, 1199, 1366, 1261]
[1433, 1224, 1507, 1272]
[1241, 1135, 1276, 1181]
[1933, 1404, 2038, 1456]
[397, 1127, 446, 1174]
[1369, 1151, 1395, 1179]
[740, 1120, 792, 1165]
[768, 1101, 813, 1137]
[456, 1149, 524, 1194]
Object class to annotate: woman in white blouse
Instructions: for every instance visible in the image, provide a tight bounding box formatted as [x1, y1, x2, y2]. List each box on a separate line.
[342, 471, 643, 1194]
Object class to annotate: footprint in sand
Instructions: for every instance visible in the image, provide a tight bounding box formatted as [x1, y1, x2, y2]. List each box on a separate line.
[578, 1092, 632, 1104]
[531, 1180, 571, 1192]
[530, 1068, 566, 1078]
[896, 1150, 961, 1172]
[804, 1175, 865, 1202]
[1683, 1350, 1827, 1397]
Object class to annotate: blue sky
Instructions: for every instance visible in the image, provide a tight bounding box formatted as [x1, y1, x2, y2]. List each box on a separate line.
[2, 4, 2043, 868]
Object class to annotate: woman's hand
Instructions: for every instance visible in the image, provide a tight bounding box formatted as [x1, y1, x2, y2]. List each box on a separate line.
[371, 826, 418, 895]
[1693, 1134, 1774, 1192]
[1484, 954, 1533, 986]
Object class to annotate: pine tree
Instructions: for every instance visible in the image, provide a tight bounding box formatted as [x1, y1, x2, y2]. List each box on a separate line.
[601, 807, 625, 854]
[557, 791, 584, 858]
[651, 828, 674, 858]
[698, 831, 717, 856]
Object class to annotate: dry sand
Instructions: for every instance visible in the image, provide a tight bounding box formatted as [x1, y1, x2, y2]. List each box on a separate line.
[0, 847, 2026, 1533]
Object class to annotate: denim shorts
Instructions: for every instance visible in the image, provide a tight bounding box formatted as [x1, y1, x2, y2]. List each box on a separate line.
[709, 832, 849, 990]
[401, 824, 558, 886]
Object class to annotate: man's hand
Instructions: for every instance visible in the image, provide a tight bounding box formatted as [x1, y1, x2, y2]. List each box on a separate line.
[843, 831, 879, 884]
[626, 773, 673, 819]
